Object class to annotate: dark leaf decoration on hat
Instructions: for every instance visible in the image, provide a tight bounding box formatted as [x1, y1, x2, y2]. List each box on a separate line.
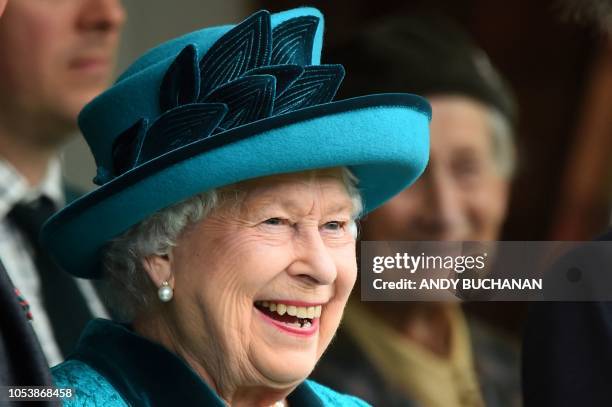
[246, 64, 303, 95]
[271, 16, 318, 66]
[101, 118, 147, 185]
[273, 65, 345, 115]
[136, 103, 227, 166]
[159, 45, 200, 112]
[198, 10, 271, 98]
[203, 75, 275, 129]
[97, 10, 346, 186]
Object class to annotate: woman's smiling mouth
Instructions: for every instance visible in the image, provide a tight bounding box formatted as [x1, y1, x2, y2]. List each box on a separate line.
[254, 301, 323, 335]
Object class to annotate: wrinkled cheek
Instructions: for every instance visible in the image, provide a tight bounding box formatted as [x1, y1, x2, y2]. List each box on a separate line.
[321, 273, 356, 354]
[207, 270, 254, 349]
[336, 251, 359, 295]
[196, 291, 254, 384]
[318, 302, 345, 357]
[348, 262, 359, 287]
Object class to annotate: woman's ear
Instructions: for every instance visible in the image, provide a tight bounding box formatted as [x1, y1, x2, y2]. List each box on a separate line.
[142, 253, 174, 288]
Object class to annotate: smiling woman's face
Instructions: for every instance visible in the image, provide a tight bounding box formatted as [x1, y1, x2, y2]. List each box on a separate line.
[163, 169, 358, 394]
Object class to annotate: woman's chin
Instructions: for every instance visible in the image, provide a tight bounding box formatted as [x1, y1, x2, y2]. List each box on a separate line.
[251, 346, 318, 385]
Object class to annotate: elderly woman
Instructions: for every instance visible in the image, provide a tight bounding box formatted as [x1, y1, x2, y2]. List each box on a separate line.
[42, 8, 430, 406]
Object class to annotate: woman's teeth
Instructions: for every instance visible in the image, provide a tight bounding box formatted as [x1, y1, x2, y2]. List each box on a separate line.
[259, 301, 322, 318]
[255, 301, 322, 329]
[288, 320, 312, 328]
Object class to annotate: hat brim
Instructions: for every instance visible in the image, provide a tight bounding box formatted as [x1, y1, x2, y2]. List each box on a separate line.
[42, 93, 430, 278]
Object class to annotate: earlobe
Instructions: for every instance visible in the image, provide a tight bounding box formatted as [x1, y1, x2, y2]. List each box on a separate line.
[142, 254, 174, 288]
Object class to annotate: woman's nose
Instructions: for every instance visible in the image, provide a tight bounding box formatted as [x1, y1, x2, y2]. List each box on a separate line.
[286, 228, 338, 286]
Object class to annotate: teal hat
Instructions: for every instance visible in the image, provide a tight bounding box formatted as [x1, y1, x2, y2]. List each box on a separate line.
[41, 8, 431, 279]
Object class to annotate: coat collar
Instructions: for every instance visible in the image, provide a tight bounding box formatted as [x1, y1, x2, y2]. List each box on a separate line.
[69, 319, 323, 406]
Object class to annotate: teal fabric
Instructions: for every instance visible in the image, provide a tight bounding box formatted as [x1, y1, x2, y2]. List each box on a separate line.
[40, 7, 431, 279]
[52, 319, 369, 406]
[53, 360, 129, 406]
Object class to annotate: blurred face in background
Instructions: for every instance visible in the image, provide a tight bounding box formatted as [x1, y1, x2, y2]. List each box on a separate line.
[362, 95, 510, 242]
[0, 0, 126, 141]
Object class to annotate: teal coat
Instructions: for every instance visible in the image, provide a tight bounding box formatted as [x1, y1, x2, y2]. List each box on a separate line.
[52, 319, 368, 406]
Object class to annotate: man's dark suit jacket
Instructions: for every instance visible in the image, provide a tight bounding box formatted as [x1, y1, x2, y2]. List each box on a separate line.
[522, 229, 612, 407]
[0, 183, 85, 405]
[0, 264, 59, 406]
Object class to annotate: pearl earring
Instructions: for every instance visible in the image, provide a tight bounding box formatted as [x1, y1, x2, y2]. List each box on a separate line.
[157, 281, 173, 302]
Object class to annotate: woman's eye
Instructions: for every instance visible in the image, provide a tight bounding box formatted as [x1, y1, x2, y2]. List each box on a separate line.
[322, 221, 345, 231]
[263, 218, 286, 226]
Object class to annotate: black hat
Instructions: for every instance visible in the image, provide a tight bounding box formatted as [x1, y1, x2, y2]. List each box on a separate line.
[328, 12, 518, 124]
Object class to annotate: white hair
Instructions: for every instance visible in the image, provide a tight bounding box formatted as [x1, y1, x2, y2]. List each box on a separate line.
[100, 168, 363, 321]
[487, 106, 517, 179]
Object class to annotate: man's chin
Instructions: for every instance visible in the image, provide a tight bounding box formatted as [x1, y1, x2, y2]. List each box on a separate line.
[51, 91, 102, 131]
[37, 110, 79, 147]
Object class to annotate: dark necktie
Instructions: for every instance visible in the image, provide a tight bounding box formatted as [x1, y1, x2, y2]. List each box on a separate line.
[8, 197, 94, 357]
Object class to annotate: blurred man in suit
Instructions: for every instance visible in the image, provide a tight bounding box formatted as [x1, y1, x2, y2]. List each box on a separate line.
[0, 0, 125, 383]
[0, 0, 50, 394]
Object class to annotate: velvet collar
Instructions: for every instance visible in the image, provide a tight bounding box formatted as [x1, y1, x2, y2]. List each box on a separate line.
[69, 319, 323, 406]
